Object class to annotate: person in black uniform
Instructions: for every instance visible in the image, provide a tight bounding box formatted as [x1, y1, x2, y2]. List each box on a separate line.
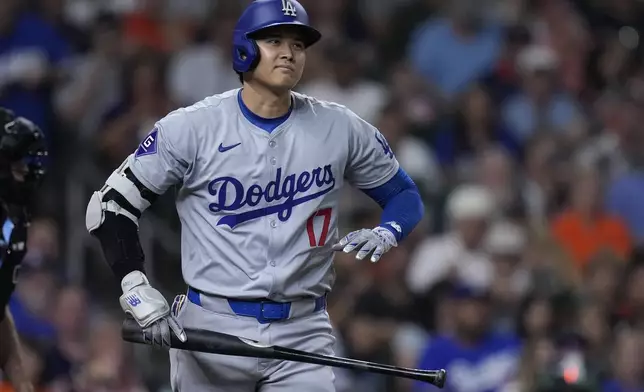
[0, 108, 48, 392]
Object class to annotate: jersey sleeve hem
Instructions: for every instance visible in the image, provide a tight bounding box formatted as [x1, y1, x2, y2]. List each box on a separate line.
[353, 159, 400, 190]
[128, 158, 165, 195]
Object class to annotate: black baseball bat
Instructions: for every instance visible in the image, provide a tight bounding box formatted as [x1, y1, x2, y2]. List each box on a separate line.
[122, 318, 446, 387]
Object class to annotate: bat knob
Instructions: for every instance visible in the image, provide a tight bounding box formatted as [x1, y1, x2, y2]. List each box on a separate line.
[435, 369, 447, 388]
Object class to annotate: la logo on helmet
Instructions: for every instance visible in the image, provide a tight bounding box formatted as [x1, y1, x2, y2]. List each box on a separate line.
[281, 0, 296, 16]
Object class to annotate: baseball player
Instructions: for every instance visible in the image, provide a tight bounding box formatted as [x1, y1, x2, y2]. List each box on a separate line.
[85, 0, 424, 391]
[0, 107, 48, 392]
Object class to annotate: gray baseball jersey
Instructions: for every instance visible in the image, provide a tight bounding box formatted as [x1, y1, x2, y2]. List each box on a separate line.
[128, 88, 399, 300]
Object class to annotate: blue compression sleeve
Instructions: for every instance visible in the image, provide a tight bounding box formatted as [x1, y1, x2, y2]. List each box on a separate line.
[360, 168, 424, 242]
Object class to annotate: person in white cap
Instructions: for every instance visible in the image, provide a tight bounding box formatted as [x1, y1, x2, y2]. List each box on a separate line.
[485, 220, 531, 332]
[406, 184, 497, 295]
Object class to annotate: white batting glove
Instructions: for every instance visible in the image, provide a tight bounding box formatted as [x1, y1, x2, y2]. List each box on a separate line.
[332, 226, 398, 262]
[119, 271, 187, 349]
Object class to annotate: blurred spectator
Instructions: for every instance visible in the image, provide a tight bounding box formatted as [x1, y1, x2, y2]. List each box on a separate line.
[300, 41, 388, 124]
[551, 165, 631, 271]
[475, 147, 522, 217]
[55, 11, 124, 141]
[387, 61, 437, 127]
[616, 261, 644, 329]
[121, 0, 173, 55]
[0, 341, 43, 392]
[606, 159, 644, 245]
[521, 134, 566, 230]
[577, 301, 612, 375]
[375, 101, 442, 197]
[508, 335, 556, 392]
[487, 24, 531, 100]
[304, 0, 369, 46]
[165, 0, 213, 26]
[72, 315, 147, 392]
[39, 286, 89, 390]
[530, 0, 591, 95]
[413, 284, 522, 392]
[0, 0, 71, 136]
[582, 251, 624, 315]
[521, 235, 578, 296]
[433, 85, 521, 178]
[406, 185, 496, 311]
[374, 0, 438, 69]
[602, 327, 644, 392]
[575, 90, 634, 180]
[36, 0, 87, 53]
[23, 218, 60, 269]
[516, 294, 554, 341]
[167, 5, 240, 106]
[485, 220, 530, 332]
[501, 45, 585, 145]
[97, 51, 174, 170]
[407, 0, 503, 103]
[8, 268, 58, 342]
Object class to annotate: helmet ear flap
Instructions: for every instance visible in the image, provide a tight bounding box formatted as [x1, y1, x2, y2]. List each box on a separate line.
[248, 40, 261, 71]
[233, 34, 261, 74]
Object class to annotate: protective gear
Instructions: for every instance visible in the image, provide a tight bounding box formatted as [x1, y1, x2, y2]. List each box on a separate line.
[86, 159, 159, 280]
[332, 226, 398, 263]
[0, 108, 48, 209]
[86, 160, 152, 232]
[233, 0, 321, 73]
[119, 271, 187, 348]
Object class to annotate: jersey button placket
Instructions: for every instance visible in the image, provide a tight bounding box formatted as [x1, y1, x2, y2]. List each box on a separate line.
[266, 139, 278, 292]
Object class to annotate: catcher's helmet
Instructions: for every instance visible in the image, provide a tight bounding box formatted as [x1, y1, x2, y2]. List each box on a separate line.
[232, 0, 321, 74]
[0, 108, 48, 210]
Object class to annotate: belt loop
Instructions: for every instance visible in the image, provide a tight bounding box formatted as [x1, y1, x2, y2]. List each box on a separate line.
[314, 293, 327, 312]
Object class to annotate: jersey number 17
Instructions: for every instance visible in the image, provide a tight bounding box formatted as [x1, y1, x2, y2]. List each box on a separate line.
[306, 208, 331, 247]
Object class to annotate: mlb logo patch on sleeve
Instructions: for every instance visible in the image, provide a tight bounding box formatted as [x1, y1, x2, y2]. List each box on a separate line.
[135, 128, 159, 158]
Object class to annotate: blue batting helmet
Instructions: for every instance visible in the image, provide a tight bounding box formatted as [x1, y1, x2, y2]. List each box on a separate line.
[232, 0, 321, 74]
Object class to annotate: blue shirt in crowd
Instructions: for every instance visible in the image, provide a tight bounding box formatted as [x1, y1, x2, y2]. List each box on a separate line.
[0, 12, 71, 134]
[408, 18, 503, 99]
[501, 93, 581, 143]
[606, 170, 644, 244]
[413, 332, 522, 392]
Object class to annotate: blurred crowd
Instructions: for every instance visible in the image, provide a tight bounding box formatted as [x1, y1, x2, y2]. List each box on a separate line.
[2, 0, 644, 391]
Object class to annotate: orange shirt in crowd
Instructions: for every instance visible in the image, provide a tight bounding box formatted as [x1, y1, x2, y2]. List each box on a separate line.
[0, 382, 49, 392]
[551, 210, 632, 270]
[0, 383, 39, 392]
[122, 12, 170, 53]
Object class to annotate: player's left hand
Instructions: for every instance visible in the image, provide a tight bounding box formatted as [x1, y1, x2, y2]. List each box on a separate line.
[332, 226, 397, 263]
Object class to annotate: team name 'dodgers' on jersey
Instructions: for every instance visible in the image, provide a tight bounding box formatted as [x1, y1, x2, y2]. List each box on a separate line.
[208, 165, 336, 228]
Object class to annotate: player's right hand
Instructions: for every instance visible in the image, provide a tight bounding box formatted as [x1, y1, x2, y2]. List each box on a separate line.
[119, 270, 187, 349]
